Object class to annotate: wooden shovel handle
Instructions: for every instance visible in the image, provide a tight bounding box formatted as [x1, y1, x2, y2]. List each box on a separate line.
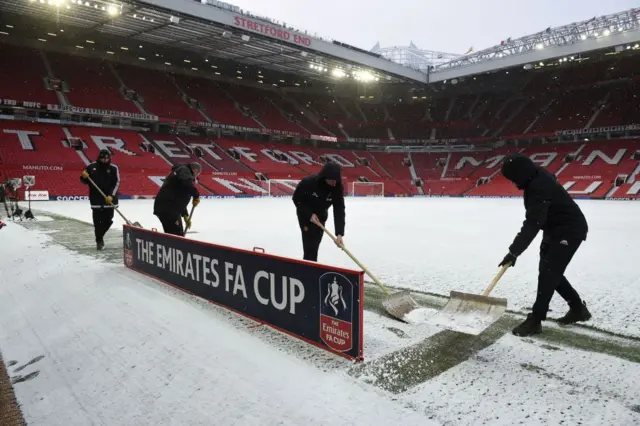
[314, 221, 390, 295]
[86, 175, 131, 225]
[482, 263, 510, 296]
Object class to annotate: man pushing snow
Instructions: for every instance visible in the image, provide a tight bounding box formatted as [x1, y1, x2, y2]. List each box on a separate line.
[292, 161, 345, 262]
[499, 153, 592, 337]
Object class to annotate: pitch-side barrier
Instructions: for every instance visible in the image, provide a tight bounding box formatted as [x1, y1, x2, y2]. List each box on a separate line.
[122, 225, 364, 362]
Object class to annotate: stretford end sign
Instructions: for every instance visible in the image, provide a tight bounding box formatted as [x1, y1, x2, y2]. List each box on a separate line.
[123, 225, 364, 361]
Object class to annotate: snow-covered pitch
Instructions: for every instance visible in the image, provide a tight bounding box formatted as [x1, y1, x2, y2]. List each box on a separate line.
[1, 196, 639, 425]
[34, 196, 640, 339]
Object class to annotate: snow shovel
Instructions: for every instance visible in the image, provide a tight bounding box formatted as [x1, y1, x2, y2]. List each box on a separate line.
[183, 203, 196, 236]
[430, 263, 510, 335]
[315, 222, 419, 322]
[86, 175, 142, 227]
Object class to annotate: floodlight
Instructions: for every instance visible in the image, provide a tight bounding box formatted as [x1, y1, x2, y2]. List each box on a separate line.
[354, 70, 375, 82]
[331, 68, 346, 78]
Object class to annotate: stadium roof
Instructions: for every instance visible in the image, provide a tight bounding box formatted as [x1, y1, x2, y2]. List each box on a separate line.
[428, 8, 640, 82]
[0, 0, 427, 86]
[370, 42, 461, 74]
[2, 1, 639, 89]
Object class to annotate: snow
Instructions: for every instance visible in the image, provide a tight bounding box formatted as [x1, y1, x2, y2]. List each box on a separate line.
[33, 197, 640, 338]
[403, 335, 640, 425]
[405, 307, 501, 336]
[0, 223, 435, 426]
[2, 197, 640, 425]
[362, 309, 441, 360]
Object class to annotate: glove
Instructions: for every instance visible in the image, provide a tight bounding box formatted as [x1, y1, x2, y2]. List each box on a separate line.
[193, 198, 200, 207]
[499, 252, 517, 268]
[105, 196, 113, 205]
[81, 170, 89, 179]
[183, 215, 191, 229]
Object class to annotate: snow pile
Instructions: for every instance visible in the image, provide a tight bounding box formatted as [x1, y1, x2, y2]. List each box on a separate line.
[405, 307, 500, 336]
[0, 223, 436, 426]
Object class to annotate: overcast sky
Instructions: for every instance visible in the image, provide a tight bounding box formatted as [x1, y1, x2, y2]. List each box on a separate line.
[228, 0, 638, 54]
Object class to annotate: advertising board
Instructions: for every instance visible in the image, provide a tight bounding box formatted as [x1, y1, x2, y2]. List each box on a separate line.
[123, 225, 364, 361]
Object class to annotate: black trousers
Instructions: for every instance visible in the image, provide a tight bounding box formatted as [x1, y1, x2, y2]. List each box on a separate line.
[532, 238, 583, 320]
[155, 213, 184, 236]
[300, 221, 324, 262]
[92, 208, 114, 242]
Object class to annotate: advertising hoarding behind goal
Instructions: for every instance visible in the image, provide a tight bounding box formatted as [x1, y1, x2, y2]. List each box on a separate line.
[122, 225, 364, 361]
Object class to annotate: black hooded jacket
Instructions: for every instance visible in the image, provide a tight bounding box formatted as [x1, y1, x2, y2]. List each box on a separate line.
[153, 164, 200, 217]
[80, 160, 120, 208]
[501, 153, 588, 256]
[292, 162, 346, 235]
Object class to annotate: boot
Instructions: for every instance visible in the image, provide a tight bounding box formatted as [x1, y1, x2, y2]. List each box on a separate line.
[512, 314, 542, 337]
[557, 301, 591, 325]
[96, 238, 104, 251]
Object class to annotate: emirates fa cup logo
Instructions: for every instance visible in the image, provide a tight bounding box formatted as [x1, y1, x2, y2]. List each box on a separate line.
[125, 231, 132, 249]
[319, 273, 354, 353]
[123, 230, 134, 267]
[324, 277, 346, 316]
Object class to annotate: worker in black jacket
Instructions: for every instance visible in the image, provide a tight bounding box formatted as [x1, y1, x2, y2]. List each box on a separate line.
[292, 162, 345, 262]
[80, 149, 121, 250]
[153, 162, 201, 236]
[499, 153, 592, 337]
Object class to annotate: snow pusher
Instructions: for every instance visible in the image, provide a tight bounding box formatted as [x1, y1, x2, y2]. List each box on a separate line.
[86, 176, 143, 228]
[430, 263, 509, 335]
[315, 222, 419, 322]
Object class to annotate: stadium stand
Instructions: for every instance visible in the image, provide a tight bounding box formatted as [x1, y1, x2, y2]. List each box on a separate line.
[1, 31, 639, 201]
[113, 63, 205, 122]
[0, 44, 59, 106]
[46, 51, 141, 114]
[172, 74, 260, 128]
[1, 125, 638, 201]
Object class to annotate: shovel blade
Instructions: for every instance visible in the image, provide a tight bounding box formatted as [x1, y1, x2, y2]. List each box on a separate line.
[381, 290, 420, 322]
[444, 290, 507, 313]
[430, 290, 508, 335]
